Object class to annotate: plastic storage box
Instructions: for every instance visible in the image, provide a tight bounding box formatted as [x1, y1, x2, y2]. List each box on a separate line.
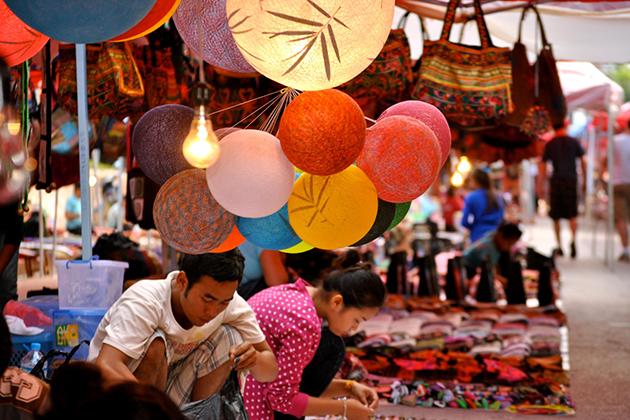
[53, 309, 107, 360]
[55, 259, 128, 310]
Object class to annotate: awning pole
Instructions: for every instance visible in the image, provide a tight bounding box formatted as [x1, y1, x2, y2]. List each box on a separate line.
[76, 44, 92, 261]
[606, 101, 616, 269]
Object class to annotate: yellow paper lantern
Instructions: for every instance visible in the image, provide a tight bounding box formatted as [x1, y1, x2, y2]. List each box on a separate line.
[281, 241, 314, 254]
[288, 166, 378, 250]
[225, 0, 395, 91]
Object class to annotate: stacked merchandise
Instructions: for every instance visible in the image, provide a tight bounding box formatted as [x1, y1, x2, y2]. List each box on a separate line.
[343, 302, 573, 415]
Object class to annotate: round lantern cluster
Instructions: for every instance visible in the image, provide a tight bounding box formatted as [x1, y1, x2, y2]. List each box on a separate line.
[134, 94, 450, 254]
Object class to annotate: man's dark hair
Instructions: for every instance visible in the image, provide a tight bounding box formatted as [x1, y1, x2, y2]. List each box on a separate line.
[497, 222, 523, 241]
[0, 315, 11, 374]
[179, 249, 245, 290]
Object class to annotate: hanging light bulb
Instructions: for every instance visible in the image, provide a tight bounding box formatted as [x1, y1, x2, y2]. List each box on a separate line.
[450, 171, 464, 188]
[182, 104, 220, 168]
[456, 156, 472, 175]
[182, 61, 220, 169]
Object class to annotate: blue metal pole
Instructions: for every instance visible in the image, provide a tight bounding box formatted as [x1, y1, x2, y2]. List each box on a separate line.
[75, 44, 92, 261]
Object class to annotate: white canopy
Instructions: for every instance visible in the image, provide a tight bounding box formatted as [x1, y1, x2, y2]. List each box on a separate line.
[557, 61, 624, 112]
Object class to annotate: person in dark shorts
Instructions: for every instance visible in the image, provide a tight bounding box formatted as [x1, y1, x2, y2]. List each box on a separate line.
[539, 121, 586, 259]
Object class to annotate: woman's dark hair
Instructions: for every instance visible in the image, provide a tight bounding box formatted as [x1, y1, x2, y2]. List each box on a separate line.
[179, 249, 245, 289]
[285, 249, 338, 285]
[472, 168, 499, 214]
[322, 264, 386, 309]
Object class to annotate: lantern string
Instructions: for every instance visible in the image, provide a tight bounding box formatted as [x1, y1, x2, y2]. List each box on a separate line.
[241, 91, 285, 130]
[207, 88, 284, 117]
[260, 88, 298, 133]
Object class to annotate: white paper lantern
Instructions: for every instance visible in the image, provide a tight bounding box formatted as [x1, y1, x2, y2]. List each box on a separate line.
[226, 0, 395, 91]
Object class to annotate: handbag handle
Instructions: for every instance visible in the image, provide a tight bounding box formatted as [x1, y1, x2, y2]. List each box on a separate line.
[398, 11, 429, 41]
[517, 4, 550, 48]
[440, 0, 493, 49]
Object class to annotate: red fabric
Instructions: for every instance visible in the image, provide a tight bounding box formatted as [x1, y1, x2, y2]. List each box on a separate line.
[3, 301, 52, 327]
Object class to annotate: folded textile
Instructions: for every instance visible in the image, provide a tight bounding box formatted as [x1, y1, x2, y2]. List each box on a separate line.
[498, 313, 529, 325]
[357, 334, 393, 348]
[470, 341, 502, 355]
[492, 322, 527, 337]
[389, 318, 423, 337]
[359, 314, 393, 337]
[5, 315, 45, 336]
[3, 300, 52, 327]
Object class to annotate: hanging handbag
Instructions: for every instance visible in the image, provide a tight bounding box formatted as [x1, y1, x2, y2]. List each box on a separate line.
[57, 43, 145, 121]
[341, 13, 416, 118]
[412, 0, 512, 129]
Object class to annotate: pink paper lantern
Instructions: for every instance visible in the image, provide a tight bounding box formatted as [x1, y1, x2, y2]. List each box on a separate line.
[173, 0, 254, 73]
[357, 116, 441, 203]
[378, 100, 451, 165]
[206, 129, 294, 217]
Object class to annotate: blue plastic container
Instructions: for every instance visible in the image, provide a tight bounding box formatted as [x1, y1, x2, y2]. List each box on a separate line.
[52, 309, 106, 360]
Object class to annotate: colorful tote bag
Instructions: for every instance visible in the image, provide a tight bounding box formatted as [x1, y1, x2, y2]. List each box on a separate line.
[341, 13, 416, 118]
[57, 43, 145, 121]
[412, 0, 512, 129]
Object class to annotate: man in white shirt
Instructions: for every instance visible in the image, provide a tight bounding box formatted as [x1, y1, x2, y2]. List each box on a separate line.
[612, 120, 630, 262]
[89, 249, 278, 412]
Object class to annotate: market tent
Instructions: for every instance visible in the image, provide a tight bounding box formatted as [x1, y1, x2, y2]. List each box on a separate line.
[557, 61, 624, 112]
[396, 1, 630, 63]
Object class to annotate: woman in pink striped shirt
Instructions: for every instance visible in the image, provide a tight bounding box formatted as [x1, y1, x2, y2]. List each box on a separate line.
[243, 265, 386, 420]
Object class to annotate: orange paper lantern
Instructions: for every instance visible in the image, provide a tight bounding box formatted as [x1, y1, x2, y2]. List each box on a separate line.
[210, 226, 246, 253]
[288, 166, 378, 250]
[0, 0, 48, 67]
[357, 116, 441, 203]
[111, 0, 181, 42]
[277, 89, 366, 176]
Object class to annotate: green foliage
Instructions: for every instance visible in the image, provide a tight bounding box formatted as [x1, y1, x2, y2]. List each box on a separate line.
[604, 64, 630, 103]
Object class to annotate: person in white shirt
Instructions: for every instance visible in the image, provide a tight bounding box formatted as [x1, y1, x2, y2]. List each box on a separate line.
[612, 120, 630, 262]
[89, 249, 278, 412]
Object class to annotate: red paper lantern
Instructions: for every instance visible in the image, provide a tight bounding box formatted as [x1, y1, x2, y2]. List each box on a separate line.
[378, 100, 451, 166]
[357, 116, 441, 203]
[0, 0, 48, 67]
[277, 89, 366, 176]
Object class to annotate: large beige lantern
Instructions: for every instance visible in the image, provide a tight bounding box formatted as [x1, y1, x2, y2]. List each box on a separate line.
[226, 0, 395, 91]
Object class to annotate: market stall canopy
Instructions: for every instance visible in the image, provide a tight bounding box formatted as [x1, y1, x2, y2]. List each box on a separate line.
[396, 1, 630, 63]
[556, 61, 624, 112]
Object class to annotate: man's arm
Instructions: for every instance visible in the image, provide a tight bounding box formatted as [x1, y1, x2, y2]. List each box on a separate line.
[94, 343, 137, 383]
[0, 243, 18, 274]
[580, 156, 587, 195]
[260, 250, 289, 287]
[230, 339, 278, 382]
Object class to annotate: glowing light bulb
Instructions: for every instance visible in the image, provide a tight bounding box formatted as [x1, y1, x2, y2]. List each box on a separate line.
[456, 156, 472, 174]
[450, 172, 464, 188]
[182, 105, 220, 169]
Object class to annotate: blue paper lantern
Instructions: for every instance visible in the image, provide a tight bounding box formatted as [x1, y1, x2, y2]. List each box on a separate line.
[5, 0, 156, 43]
[237, 204, 301, 251]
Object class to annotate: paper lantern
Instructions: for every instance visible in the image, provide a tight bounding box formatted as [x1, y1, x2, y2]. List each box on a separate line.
[174, 0, 253, 73]
[0, 1, 48, 67]
[357, 116, 441, 203]
[206, 129, 294, 218]
[132, 104, 194, 185]
[215, 127, 240, 140]
[281, 241, 314, 254]
[210, 226, 246, 253]
[352, 199, 396, 246]
[4, 0, 156, 43]
[277, 89, 365, 175]
[387, 201, 411, 230]
[111, 0, 181, 42]
[288, 166, 377, 250]
[237, 204, 301, 250]
[379, 100, 451, 165]
[226, 0, 395, 90]
[153, 169, 236, 254]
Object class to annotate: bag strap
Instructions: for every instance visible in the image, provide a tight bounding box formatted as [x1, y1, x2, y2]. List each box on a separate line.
[440, 0, 492, 48]
[518, 4, 550, 48]
[398, 11, 429, 41]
